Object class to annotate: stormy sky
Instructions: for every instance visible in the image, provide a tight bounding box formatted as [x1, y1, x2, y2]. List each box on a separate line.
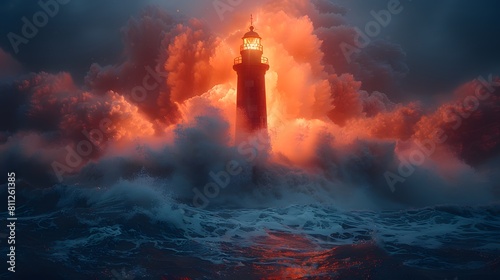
[0, 0, 499, 208]
[2, 0, 500, 98]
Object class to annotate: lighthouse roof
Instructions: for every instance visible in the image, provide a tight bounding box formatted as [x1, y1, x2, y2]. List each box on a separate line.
[243, 26, 261, 39]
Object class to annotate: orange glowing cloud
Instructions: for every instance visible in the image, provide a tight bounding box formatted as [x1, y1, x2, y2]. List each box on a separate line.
[5, 0, 499, 195]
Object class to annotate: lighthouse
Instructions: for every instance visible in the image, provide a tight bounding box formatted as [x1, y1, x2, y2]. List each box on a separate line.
[233, 16, 269, 141]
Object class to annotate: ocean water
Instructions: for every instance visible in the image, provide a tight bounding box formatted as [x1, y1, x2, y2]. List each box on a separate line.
[1, 180, 499, 280]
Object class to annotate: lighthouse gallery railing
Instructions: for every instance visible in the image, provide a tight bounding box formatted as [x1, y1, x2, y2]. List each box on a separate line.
[234, 56, 269, 65]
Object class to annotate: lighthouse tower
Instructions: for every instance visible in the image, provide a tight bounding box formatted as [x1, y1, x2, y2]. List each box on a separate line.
[233, 17, 269, 140]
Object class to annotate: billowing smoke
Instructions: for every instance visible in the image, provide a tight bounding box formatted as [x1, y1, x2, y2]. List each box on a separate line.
[1, 0, 499, 209]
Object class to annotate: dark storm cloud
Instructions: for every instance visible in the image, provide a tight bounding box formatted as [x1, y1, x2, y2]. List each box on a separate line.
[1, 0, 498, 95]
[0, 0, 147, 82]
[332, 0, 500, 98]
[0, 0, 498, 207]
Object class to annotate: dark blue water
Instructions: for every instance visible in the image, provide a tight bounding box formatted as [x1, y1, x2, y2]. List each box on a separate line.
[1, 181, 499, 280]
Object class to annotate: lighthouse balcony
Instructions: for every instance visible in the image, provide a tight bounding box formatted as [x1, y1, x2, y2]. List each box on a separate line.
[234, 56, 269, 65]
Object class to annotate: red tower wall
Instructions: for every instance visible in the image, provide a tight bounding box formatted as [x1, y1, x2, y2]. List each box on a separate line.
[233, 49, 269, 140]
